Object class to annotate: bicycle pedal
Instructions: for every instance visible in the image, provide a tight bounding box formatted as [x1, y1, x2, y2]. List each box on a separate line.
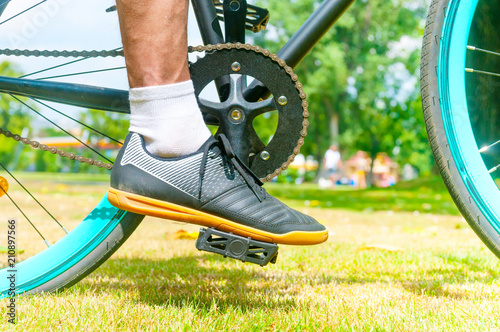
[196, 228, 278, 266]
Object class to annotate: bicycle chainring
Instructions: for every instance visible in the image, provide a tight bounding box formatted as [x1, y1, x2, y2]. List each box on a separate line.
[189, 44, 309, 181]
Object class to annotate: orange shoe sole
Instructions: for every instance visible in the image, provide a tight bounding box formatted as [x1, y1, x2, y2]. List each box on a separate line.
[107, 188, 328, 245]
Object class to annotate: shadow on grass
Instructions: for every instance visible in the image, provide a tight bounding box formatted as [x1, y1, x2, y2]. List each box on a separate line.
[330, 251, 500, 299]
[75, 249, 500, 308]
[77, 254, 305, 310]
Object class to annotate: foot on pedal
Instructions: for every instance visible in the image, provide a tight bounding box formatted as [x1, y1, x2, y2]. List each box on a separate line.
[108, 133, 328, 246]
[196, 228, 278, 266]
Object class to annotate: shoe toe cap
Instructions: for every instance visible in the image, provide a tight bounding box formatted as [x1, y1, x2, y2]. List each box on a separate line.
[272, 205, 326, 233]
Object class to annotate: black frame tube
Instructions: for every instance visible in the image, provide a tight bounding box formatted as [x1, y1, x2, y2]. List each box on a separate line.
[277, 0, 355, 68]
[223, 0, 247, 43]
[192, 0, 230, 106]
[0, 76, 129, 113]
[0, 2, 8, 17]
[244, 0, 355, 101]
[191, 0, 224, 45]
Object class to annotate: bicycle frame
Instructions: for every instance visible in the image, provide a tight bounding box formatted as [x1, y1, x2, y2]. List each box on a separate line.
[0, 0, 354, 112]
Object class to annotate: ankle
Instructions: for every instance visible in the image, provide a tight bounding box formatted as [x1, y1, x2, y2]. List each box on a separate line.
[128, 80, 211, 158]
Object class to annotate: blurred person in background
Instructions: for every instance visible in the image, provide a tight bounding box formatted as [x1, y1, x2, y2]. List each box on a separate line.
[323, 144, 343, 188]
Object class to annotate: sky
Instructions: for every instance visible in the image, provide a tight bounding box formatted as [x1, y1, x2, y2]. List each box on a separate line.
[0, 0, 207, 132]
[0, 0, 206, 87]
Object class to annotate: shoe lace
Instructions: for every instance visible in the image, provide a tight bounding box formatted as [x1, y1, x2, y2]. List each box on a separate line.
[198, 134, 264, 202]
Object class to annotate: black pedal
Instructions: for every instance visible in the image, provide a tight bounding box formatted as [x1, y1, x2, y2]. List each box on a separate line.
[196, 228, 278, 266]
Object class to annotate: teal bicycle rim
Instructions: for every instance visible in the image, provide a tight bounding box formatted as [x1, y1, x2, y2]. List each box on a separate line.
[0, 196, 128, 296]
[439, 0, 500, 230]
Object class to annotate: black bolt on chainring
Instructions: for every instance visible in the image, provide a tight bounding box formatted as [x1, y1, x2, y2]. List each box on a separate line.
[189, 47, 307, 181]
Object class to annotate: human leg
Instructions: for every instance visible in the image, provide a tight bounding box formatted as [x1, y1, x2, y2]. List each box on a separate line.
[116, 0, 211, 157]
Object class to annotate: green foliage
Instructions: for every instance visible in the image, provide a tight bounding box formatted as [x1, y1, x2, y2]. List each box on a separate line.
[23, 110, 127, 174]
[0, 61, 33, 169]
[274, 167, 316, 184]
[79, 109, 129, 142]
[256, 0, 433, 174]
[252, 110, 278, 145]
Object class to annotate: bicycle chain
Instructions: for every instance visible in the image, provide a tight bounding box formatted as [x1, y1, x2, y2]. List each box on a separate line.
[0, 43, 309, 180]
[0, 48, 124, 58]
[0, 128, 113, 169]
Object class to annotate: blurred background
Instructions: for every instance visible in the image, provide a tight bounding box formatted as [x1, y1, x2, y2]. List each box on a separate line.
[0, 0, 468, 218]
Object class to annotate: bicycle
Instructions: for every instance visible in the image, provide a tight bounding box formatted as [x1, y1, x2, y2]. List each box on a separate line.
[0, 0, 498, 296]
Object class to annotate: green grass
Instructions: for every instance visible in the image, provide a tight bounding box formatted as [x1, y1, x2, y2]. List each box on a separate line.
[3, 210, 499, 331]
[1, 175, 496, 331]
[266, 176, 459, 215]
[15, 171, 110, 183]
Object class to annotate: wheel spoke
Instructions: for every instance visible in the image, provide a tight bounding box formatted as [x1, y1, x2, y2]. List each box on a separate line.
[488, 164, 499, 174]
[20, 57, 91, 78]
[35, 66, 126, 81]
[0, 162, 68, 234]
[0, 0, 47, 26]
[0, 178, 50, 248]
[465, 68, 500, 78]
[30, 98, 123, 145]
[10, 94, 114, 164]
[479, 139, 500, 153]
[467, 45, 500, 58]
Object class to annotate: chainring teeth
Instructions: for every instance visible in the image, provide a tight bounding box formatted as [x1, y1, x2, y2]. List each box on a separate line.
[189, 43, 310, 182]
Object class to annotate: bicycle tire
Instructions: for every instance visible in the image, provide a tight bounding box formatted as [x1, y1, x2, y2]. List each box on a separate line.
[421, 0, 500, 258]
[32, 213, 142, 294]
[0, 198, 144, 296]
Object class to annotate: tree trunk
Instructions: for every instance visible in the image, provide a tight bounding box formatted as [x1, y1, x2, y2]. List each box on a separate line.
[367, 133, 379, 187]
[323, 97, 339, 143]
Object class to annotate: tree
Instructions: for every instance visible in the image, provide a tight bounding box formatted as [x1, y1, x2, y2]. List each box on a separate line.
[0, 61, 33, 169]
[256, 0, 432, 183]
[79, 109, 129, 143]
[76, 109, 129, 173]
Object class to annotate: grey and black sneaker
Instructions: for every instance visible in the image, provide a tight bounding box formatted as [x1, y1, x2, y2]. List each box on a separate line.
[107, 133, 328, 245]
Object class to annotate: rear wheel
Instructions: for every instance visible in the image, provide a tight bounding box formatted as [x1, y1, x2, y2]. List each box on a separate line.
[0, 1, 144, 295]
[421, 0, 500, 257]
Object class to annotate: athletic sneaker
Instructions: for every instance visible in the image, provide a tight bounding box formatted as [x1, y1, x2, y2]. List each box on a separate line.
[107, 132, 328, 245]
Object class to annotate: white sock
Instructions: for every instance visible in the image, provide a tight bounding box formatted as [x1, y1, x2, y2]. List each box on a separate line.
[129, 80, 212, 158]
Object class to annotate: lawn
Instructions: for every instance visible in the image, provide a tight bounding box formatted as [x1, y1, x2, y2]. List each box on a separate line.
[266, 176, 459, 215]
[0, 174, 498, 331]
